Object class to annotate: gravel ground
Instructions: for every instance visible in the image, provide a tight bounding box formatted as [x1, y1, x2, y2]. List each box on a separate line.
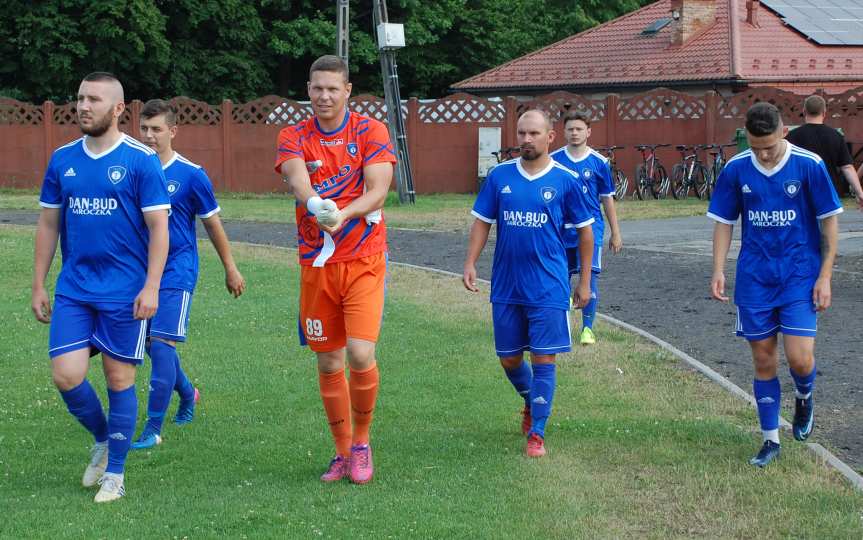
[5, 208, 862, 470]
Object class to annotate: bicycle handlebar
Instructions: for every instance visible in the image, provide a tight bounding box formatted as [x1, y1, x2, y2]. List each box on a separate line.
[635, 143, 671, 150]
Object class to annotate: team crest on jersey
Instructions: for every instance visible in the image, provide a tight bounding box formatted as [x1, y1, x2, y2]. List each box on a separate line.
[783, 180, 801, 198]
[541, 187, 557, 202]
[107, 166, 126, 185]
[347, 143, 358, 157]
[583, 169, 592, 179]
[166, 180, 181, 196]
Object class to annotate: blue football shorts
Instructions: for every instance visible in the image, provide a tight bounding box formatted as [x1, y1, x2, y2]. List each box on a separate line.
[492, 303, 571, 357]
[735, 299, 817, 341]
[149, 288, 193, 342]
[49, 295, 147, 364]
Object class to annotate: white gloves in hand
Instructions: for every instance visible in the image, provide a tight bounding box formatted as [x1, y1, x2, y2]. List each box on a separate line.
[307, 196, 340, 227]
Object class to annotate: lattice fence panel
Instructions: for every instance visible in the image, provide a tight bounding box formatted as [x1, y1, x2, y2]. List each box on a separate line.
[50, 102, 131, 125]
[826, 87, 863, 119]
[170, 97, 221, 125]
[233, 95, 311, 124]
[0, 98, 43, 125]
[418, 93, 505, 123]
[618, 89, 706, 120]
[53, 102, 78, 125]
[718, 88, 804, 123]
[516, 91, 606, 121]
[350, 95, 388, 122]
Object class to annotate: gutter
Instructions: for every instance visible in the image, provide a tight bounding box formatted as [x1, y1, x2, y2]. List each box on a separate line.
[729, 0, 742, 79]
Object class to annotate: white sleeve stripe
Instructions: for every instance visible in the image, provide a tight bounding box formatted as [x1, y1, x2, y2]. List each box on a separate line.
[599, 192, 615, 197]
[39, 201, 62, 208]
[707, 212, 736, 225]
[471, 210, 495, 224]
[570, 217, 595, 228]
[817, 207, 843, 220]
[197, 206, 221, 218]
[141, 204, 171, 212]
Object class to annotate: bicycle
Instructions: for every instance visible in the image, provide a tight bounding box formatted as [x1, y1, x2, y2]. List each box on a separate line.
[634, 144, 671, 200]
[597, 145, 629, 201]
[703, 143, 737, 198]
[491, 146, 521, 164]
[670, 145, 710, 200]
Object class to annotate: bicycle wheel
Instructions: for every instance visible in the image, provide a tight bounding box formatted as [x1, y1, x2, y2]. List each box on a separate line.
[614, 169, 629, 201]
[694, 164, 711, 200]
[650, 164, 668, 199]
[635, 165, 649, 201]
[670, 163, 687, 200]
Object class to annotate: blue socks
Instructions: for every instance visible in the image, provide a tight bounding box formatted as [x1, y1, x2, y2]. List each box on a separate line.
[790, 363, 816, 399]
[529, 363, 557, 439]
[59, 380, 108, 443]
[106, 385, 137, 474]
[173, 351, 195, 404]
[582, 271, 599, 330]
[753, 378, 781, 444]
[503, 361, 533, 407]
[146, 340, 179, 434]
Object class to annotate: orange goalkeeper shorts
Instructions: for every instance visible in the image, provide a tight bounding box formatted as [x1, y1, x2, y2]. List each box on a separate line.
[299, 251, 387, 353]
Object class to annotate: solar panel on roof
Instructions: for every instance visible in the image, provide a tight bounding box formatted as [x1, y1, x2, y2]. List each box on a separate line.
[642, 18, 672, 35]
[761, 0, 863, 45]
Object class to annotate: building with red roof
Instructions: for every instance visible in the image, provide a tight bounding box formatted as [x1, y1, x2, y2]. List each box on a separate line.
[451, 0, 863, 97]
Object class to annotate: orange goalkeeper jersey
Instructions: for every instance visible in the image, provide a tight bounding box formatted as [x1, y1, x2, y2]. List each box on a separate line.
[275, 110, 396, 266]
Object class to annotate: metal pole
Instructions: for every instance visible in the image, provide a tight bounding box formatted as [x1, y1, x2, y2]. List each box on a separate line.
[373, 0, 415, 204]
[336, 0, 349, 64]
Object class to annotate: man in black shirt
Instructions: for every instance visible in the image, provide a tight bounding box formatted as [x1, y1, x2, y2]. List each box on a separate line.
[786, 95, 862, 209]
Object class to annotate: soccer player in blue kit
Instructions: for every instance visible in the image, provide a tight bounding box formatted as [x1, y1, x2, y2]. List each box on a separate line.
[463, 109, 595, 457]
[709, 103, 841, 467]
[131, 99, 246, 450]
[31, 73, 170, 502]
[551, 110, 623, 345]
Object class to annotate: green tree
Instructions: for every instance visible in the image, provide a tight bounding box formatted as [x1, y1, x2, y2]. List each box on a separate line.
[1, 0, 169, 102]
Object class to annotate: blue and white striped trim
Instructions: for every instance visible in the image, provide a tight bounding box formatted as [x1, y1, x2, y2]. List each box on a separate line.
[39, 201, 63, 208]
[471, 210, 495, 224]
[706, 211, 737, 225]
[135, 319, 148, 359]
[564, 217, 595, 229]
[141, 203, 171, 212]
[176, 153, 202, 169]
[817, 207, 843, 220]
[197, 206, 221, 219]
[48, 338, 91, 354]
[177, 290, 191, 337]
[54, 137, 83, 153]
[788, 144, 823, 163]
[121, 135, 156, 155]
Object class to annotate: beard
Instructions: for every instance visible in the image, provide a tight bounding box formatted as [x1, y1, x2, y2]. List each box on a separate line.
[521, 146, 540, 161]
[79, 109, 114, 137]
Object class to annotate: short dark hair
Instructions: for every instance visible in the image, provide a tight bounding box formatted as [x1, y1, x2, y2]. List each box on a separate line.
[309, 55, 349, 82]
[83, 71, 120, 84]
[803, 95, 826, 116]
[745, 102, 781, 137]
[141, 99, 178, 126]
[563, 110, 592, 127]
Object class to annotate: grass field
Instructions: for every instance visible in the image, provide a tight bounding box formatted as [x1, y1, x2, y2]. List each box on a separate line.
[3, 188, 859, 234]
[1, 225, 862, 538]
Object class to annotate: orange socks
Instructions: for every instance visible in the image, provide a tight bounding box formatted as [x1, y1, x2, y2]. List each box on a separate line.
[349, 363, 380, 445]
[318, 370, 352, 457]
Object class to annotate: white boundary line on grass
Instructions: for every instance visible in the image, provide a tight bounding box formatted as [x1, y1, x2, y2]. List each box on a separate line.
[388, 259, 863, 492]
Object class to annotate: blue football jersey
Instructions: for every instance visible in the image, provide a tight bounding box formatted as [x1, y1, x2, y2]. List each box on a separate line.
[472, 159, 595, 310]
[39, 134, 170, 302]
[707, 143, 842, 307]
[550, 146, 615, 247]
[161, 153, 221, 291]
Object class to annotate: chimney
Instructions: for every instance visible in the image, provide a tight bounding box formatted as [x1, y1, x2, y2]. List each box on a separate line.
[669, 0, 717, 47]
[746, 0, 761, 27]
